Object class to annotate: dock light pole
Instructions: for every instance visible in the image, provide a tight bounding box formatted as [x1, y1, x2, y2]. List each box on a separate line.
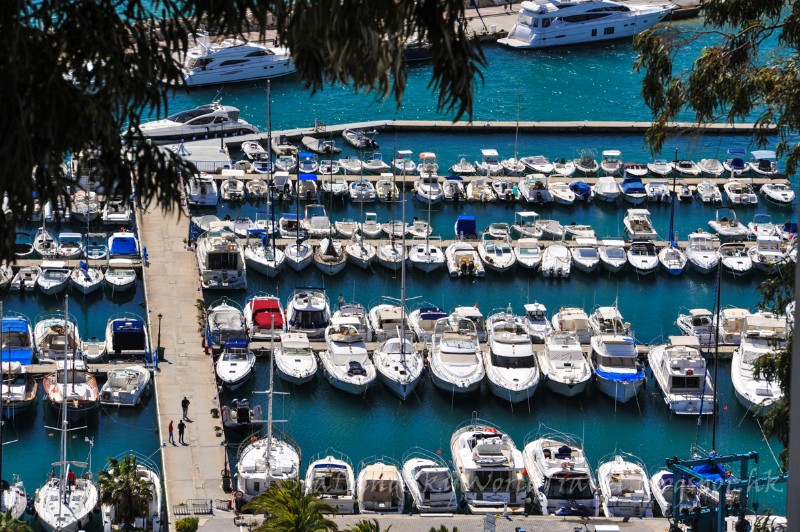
[156, 313, 163, 362]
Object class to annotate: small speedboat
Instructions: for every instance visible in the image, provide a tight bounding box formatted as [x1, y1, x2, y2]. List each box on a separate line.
[658, 244, 687, 275]
[719, 242, 753, 277]
[450, 156, 476, 175]
[541, 244, 571, 278]
[698, 158, 725, 177]
[105, 260, 137, 295]
[69, 263, 104, 295]
[222, 397, 262, 431]
[723, 180, 758, 206]
[99, 365, 151, 406]
[645, 180, 670, 203]
[708, 207, 750, 239]
[686, 231, 719, 274]
[349, 179, 376, 202]
[597, 454, 654, 518]
[215, 348, 256, 389]
[570, 238, 600, 273]
[513, 238, 542, 270]
[749, 150, 779, 176]
[620, 176, 647, 205]
[574, 149, 599, 175]
[58, 233, 84, 259]
[305, 451, 356, 514]
[10, 266, 41, 292]
[623, 162, 649, 177]
[220, 176, 247, 202]
[445, 242, 484, 278]
[674, 160, 701, 177]
[274, 332, 317, 385]
[320, 325, 376, 395]
[362, 151, 390, 174]
[695, 180, 723, 204]
[592, 176, 621, 203]
[37, 261, 71, 295]
[600, 149, 623, 175]
[627, 241, 659, 275]
[747, 213, 778, 238]
[401, 449, 457, 513]
[243, 294, 285, 340]
[760, 182, 795, 207]
[647, 159, 673, 176]
[598, 240, 628, 273]
[521, 155, 554, 174]
[374, 178, 399, 202]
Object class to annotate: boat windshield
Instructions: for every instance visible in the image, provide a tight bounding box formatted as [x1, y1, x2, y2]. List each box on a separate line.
[167, 108, 211, 123]
[545, 474, 594, 498]
[294, 311, 328, 329]
[491, 353, 536, 369]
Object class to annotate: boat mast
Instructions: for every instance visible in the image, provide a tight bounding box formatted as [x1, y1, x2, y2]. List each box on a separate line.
[514, 90, 520, 164]
[710, 249, 723, 453]
[0, 302, 4, 483]
[267, 80, 276, 261]
[669, 148, 677, 246]
[59, 295, 70, 518]
[265, 315, 276, 476]
[400, 147, 407, 362]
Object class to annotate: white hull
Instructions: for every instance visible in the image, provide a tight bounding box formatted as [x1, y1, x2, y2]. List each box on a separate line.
[594, 373, 643, 403]
[486, 378, 537, 403]
[545, 376, 590, 397]
[429, 369, 482, 395]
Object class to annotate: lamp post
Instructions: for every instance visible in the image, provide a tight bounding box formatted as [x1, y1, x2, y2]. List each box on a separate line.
[156, 313, 163, 363]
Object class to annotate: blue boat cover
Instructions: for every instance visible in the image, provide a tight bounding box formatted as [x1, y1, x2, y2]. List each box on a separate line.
[569, 181, 591, 196]
[1, 317, 32, 364]
[110, 236, 138, 256]
[299, 173, 317, 181]
[282, 213, 303, 220]
[727, 148, 746, 154]
[730, 158, 745, 170]
[595, 367, 645, 382]
[419, 307, 447, 321]
[1, 317, 29, 334]
[692, 463, 732, 482]
[222, 338, 249, 349]
[299, 152, 314, 159]
[621, 177, 646, 193]
[113, 318, 144, 334]
[445, 175, 462, 181]
[455, 215, 477, 237]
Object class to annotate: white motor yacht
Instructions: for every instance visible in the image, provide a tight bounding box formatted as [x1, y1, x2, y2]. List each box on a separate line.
[451, 306, 488, 342]
[196, 228, 247, 290]
[319, 325, 376, 395]
[648, 337, 714, 415]
[723, 180, 758, 206]
[591, 333, 644, 403]
[748, 235, 785, 272]
[331, 302, 372, 341]
[522, 302, 552, 343]
[597, 454, 654, 518]
[541, 244, 571, 278]
[719, 242, 753, 277]
[588, 305, 631, 338]
[483, 309, 540, 403]
[715, 307, 751, 345]
[356, 459, 405, 514]
[708, 207, 750, 239]
[523, 432, 599, 516]
[686, 231, 720, 274]
[286, 289, 331, 339]
[139, 101, 258, 143]
[304, 450, 356, 514]
[551, 307, 592, 344]
[445, 241, 485, 278]
[374, 336, 424, 400]
[99, 366, 151, 407]
[274, 332, 317, 385]
[731, 314, 786, 414]
[401, 448, 458, 514]
[216, 347, 256, 390]
[428, 315, 485, 394]
[514, 238, 543, 270]
[626, 240, 658, 275]
[623, 209, 658, 240]
[676, 309, 714, 345]
[539, 331, 592, 397]
[477, 232, 516, 273]
[104, 259, 137, 292]
[570, 238, 600, 273]
[185, 172, 219, 206]
[695, 180, 723, 204]
[450, 419, 526, 514]
[760, 182, 795, 206]
[182, 33, 294, 86]
[592, 176, 621, 203]
[407, 306, 447, 344]
[598, 239, 628, 273]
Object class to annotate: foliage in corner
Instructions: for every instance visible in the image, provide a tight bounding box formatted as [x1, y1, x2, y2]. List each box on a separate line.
[754, 259, 794, 471]
[242, 479, 338, 532]
[633, 0, 800, 173]
[97, 455, 155, 530]
[0, 0, 484, 262]
[346, 519, 391, 532]
[176, 516, 200, 532]
[0, 509, 33, 532]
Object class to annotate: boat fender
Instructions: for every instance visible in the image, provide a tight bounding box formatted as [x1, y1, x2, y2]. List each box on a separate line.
[686, 368, 694, 376]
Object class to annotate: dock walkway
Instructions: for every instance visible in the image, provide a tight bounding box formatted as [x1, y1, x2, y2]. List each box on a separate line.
[139, 205, 229, 531]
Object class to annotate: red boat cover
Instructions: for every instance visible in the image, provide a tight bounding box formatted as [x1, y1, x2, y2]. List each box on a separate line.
[252, 299, 284, 329]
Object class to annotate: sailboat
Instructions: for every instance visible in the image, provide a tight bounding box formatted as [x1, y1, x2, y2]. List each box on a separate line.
[407, 157, 445, 272]
[373, 167, 425, 400]
[34, 296, 99, 531]
[501, 91, 525, 175]
[236, 321, 301, 501]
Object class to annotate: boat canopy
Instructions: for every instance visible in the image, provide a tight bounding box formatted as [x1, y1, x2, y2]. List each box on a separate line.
[1, 317, 33, 364]
[751, 150, 776, 160]
[455, 215, 477, 237]
[110, 236, 138, 256]
[252, 299, 284, 329]
[419, 307, 447, 321]
[299, 152, 314, 159]
[444, 174, 463, 181]
[299, 173, 318, 181]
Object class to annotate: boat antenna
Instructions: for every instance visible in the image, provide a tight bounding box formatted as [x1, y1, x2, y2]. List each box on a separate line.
[710, 248, 723, 453]
[514, 90, 520, 164]
[59, 295, 70, 521]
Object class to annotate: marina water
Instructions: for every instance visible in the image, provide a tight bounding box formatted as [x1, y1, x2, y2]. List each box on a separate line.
[2, 12, 792, 524]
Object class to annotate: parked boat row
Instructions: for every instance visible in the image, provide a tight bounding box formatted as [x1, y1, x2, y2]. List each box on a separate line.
[2, 259, 139, 295]
[14, 227, 141, 261]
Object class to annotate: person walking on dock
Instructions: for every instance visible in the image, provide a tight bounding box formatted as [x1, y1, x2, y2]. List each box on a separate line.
[168, 420, 175, 445]
[181, 396, 190, 420]
[178, 420, 186, 444]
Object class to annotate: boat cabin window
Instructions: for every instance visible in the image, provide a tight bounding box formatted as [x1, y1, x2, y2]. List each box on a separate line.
[245, 50, 274, 57]
[1, 331, 31, 348]
[469, 471, 520, 492]
[167, 108, 209, 123]
[597, 356, 637, 368]
[491, 352, 536, 369]
[546, 475, 594, 498]
[561, 12, 611, 23]
[219, 59, 249, 67]
[208, 252, 240, 270]
[213, 116, 230, 124]
[295, 311, 328, 329]
[541, 18, 551, 27]
[188, 116, 216, 125]
[671, 376, 702, 389]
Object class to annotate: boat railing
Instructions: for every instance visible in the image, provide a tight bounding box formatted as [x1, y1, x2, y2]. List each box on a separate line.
[401, 446, 453, 471]
[450, 414, 506, 449]
[524, 423, 583, 449]
[596, 450, 648, 478]
[308, 448, 354, 471]
[237, 425, 302, 464]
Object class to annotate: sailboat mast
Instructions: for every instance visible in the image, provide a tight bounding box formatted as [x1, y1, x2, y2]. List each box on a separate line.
[59, 295, 70, 510]
[267, 80, 276, 259]
[0, 302, 4, 483]
[400, 151, 407, 359]
[265, 315, 275, 473]
[711, 255, 723, 453]
[514, 90, 520, 162]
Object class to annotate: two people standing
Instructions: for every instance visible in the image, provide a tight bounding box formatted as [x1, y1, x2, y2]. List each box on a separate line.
[168, 397, 191, 446]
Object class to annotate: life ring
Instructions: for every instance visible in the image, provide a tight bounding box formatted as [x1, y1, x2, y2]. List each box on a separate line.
[234, 490, 244, 500]
[686, 368, 694, 376]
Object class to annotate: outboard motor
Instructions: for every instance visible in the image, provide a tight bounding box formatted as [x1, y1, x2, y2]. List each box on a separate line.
[536, 191, 543, 203]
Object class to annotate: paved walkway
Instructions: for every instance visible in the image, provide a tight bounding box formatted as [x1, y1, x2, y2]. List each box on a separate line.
[139, 205, 229, 531]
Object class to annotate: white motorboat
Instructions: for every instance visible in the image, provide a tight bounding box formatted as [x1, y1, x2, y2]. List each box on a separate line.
[597, 454, 654, 518]
[465, 177, 496, 202]
[749, 150, 779, 176]
[501, 154, 526, 176]
[748, 235, 785, 272]
[715, 307, 751, 345]
[719, 242, 753, 277]
[450, 306, 488, 343]
[297, 152, 319, 175]
[314, 238, 347, 276]
[658, 244, 687, 275]
[10, 265, 41, 292]
[361, 212, 383, 238]
[216, 347, 255, 390]
[760, 182, 795, 206]
[450, 156, 476, 176]
[428, 315, 485, 394]
[445, 241, 485, 278]
[620, 176, 647, 205]
[344, 236, 377, 269]
[37, 260, 71, 295]
[573, 148, 600, 175]
[623, 208, 658, 240]
[392, 154, 416, 174]
[108, 230, 140, 260]
[34, 312, 81, 361]
[196, 228, 247, 289]
[243, 294, 284, 341]
[590, 333, 644, 403]
[645, 179, 670, 203]
[685, 231, 720, 274]
[522, 302, 552, 343]
[674, 159, 701, 177]
[477, 232, 516, 272]
[548, 178, 576, 205]
[356, 459, 405, 514]
[483, 309, 540, 403]
[185, 172, 219, 206]
[626, 240, 658, 275]
[490, 176, 515, 202]
[106, 315, 150, 359]
[342, 128, 378, 150]
[592, 176, 621, 203]
[450, 418, 526, 514]
[600, 150, 623, 175]
[723, 180, 758, 205]
[330, 303, 371, 341]
[541, 244, 571, 278]
[539, 331, 592, 397]
[301, 137, 341, 156]
[44, 359, 101, 420]
[244, 237, 285, 278]
[374, 336, 424, 400]
[407, 238, 445, 272]
[69, 264, 104, 295]
[101, 197, 132, 225]
[140, 101, 258, 143]
[274, 154, 298, 173]
[698, 157, 725, 177]
[320, 174, 348, 196]
[731, 314, 786, 414]
[296, 177, 319, 202]
[499, 0, 670, 49]
[514, 238, 543, 270]
[747, 213, 778, 238]
[99, 365, 151, 407]
[521, 155, 555, 174]
[523, 432, 599, 516]
[407, 306, 447, 344]
[71, 190, 100, 222]
[474, 148, 503, 176]
[33, 226, 58, 257]
[104, 258, 138, 292]
[182, 33, 294, 87]
[570, 237, 600, 273]
[553, 156, 576, 176]
[647, 159, 674, 177]
[273, 332, 317, 385]
[511, 211, 543, 239]
[58, 232, 84, 259]
[284, 242, 314, 271]
[623, 162, 649, 177]
[650, 470, 702, 519]
[376, 241, 406, 271]
[598, 239, 628, 273]
[302, 204, 332, 238]
[304, 450, 356, 514]
[414, 175, 444, 204]
[564, 223, 595, 240]
[695, 180, 723, 204]
[319, 325, 375, 394]
[374, 177, 399, 202]
[241, 140, 267, 160]
[286, 289, 331, 339]
[368, 303, 413, 343]
[401, 449, 458, 514]
[588, 305, 632, 338]
[648, 337, 714, 415]
[361, 151, 390, 174]
[278, 214, 303, 239]
[517, 174, 553, 203]
[349, 179, 377, 202]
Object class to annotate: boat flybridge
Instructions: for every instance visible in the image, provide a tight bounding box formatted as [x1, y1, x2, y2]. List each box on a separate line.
[196, 227, 247, 290]
[499, 0, 672, 50]
[647, 336, 714, 415]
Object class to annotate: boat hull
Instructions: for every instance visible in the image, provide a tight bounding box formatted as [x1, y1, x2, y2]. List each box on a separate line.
[545, 376, 590, 397]
[429, 369, 481, 395]
[594, 374, 643, 403]
[487, 378, 537, 404]
[276, 364, 315, 386]
[376, 370, 422, 400]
